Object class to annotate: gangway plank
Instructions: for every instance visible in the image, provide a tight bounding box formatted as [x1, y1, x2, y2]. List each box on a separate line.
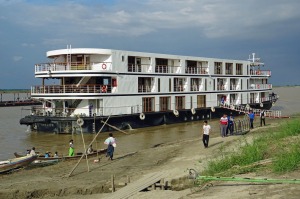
[220, 104, 289, 119]
[104, 171, 168, 199]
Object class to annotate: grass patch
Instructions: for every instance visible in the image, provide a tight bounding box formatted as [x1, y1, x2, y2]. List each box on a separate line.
[201, 118, 300, 177]
[272, 141, 300, 173]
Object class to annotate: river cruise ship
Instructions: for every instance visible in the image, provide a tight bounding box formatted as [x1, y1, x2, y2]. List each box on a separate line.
[20, 48, 277, 133]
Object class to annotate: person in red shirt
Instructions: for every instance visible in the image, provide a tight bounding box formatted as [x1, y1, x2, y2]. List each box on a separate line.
[220, 114, 228, 137]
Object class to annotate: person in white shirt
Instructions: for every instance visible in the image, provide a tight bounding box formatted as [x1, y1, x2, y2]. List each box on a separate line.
[104, 133, 116, 160]
[260, 110, 266, 126]
[202, 120, 211, 148]
[87, 145, 94, 154]
[29, 147, 36, 156]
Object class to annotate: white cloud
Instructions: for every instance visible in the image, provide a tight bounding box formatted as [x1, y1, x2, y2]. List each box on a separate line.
[13, 56, 23, 62]
[2, 0, 300, 39]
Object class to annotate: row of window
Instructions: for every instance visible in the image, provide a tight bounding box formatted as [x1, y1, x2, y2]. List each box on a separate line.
[127, 56, 244, 75]
[142, 95, 206, 112]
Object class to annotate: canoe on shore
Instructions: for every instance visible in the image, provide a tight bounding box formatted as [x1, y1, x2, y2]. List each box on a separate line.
[0, 155, 38, 173]
[14, 149, 107, 161]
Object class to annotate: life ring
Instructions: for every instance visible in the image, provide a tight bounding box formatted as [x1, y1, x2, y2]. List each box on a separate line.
[260, 103, 263, 107]
[76, 118, 84, 126]
[272, 102, 275, 106]
[139, 113, 145, 120]
[230, 105, 234, 110]
[173, 109, 179, 117]
[191, 108, 196, 115]
[101, 85, 107, 93]
[102, 63, 107, 70]
[211, 107, 215, 112]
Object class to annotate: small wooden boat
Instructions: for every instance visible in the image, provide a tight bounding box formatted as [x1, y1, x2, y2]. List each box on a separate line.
[0, 155, 37, 173]
[14, 148, 107, 161]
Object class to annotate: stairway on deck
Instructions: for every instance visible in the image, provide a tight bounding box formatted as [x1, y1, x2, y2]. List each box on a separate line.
[220, 104, 289, 118]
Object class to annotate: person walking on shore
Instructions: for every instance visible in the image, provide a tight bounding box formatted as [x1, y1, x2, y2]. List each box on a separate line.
[248, 111, 255, 129]
[104, 133, 116, 160]
[202, 120, 211, 148]
[220, 114, 228, 137]
[69, 139, 74, 156]
[260, 110, 266, 126]
[227, 114, 234, 136]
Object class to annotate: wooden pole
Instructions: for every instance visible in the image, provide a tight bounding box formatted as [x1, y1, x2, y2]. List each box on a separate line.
[80, 125, 90, 172]
[111, 174, 115, 192]
[68, 116, 110, 177]
[101, 121, 129, 135]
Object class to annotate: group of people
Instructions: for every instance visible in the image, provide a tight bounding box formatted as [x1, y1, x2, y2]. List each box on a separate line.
[68, 133, 117, 160]
[201, 109, 266, 148]
[27, 133, 116, 161]
[220, 114, 235, 137]
[248, 109, 266, 129]
[27, 147, 58, 158]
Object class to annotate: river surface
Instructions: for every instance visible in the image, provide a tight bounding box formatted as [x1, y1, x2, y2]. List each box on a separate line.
[0, 86, 299, 160]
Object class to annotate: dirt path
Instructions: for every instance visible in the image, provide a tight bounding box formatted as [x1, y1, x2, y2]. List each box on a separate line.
[1, 117, 299, 199]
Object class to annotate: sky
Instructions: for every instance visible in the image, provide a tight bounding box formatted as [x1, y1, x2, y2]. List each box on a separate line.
[0, 0, 300, 89]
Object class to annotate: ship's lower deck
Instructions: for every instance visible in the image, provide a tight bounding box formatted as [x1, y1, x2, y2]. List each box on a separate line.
[20, 101, 274, 134]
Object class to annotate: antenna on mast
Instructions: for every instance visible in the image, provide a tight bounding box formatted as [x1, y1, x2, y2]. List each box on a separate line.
[67, 45, 72, 67]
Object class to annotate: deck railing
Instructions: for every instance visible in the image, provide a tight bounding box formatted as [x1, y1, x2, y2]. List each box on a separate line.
[128, 64, 151, 73]
[185, 67, 208, 74]
[250, 70, 271, 76]
[249, 84, 272, 90]
[31, 84, 111, 94]
[35, 62, 112, 72]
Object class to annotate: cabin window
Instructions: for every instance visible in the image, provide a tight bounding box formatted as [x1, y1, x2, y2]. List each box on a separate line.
[138, 77, 153, 93]
[112, 78, 117, 87]
[155, 58, 168, 73]
[159, 96, 170, 111]
[175, 96, 185, 110]
[158, 78, 160, 92]
[103, 78, 109, 85]
[241, 79, 243, 90]
[236, 63, 243, 75]
[214, 62, 222, 74]
[142, 97, 155, 112]
[122, 56, 124, 62]
[191, 78, 201, 91]
[174, 78, 186, 92]
[225, 63, 233, 75]
[169, 78, 172, 92]
[197, 95, 206, 108]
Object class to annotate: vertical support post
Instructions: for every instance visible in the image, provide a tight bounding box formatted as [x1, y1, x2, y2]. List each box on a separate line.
[111, 174, 115, 192]
[127, 175, 130, 185]
[160, 178, 165, 190]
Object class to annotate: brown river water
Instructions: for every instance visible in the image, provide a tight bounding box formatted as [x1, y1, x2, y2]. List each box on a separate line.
[0, 86, 299, 160]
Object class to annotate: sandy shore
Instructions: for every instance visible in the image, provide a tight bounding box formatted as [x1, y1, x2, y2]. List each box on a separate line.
[1, 117, 300, 199]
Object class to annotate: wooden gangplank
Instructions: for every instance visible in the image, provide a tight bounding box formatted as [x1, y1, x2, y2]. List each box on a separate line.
[104, 171, 168, 199]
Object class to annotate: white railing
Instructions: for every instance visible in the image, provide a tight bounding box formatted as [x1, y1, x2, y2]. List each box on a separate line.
[221, 103, 283, 118]
[128, 64, 151, 73]
[31, 84, 111, 94]
[250, 70, 271, 76]
[249, 84, 272, 90]
[35, 62, 112, 72]
[185, 67, 208, 74]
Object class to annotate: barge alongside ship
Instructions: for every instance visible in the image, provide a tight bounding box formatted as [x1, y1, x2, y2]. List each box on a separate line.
[19, 48, 277, 133]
